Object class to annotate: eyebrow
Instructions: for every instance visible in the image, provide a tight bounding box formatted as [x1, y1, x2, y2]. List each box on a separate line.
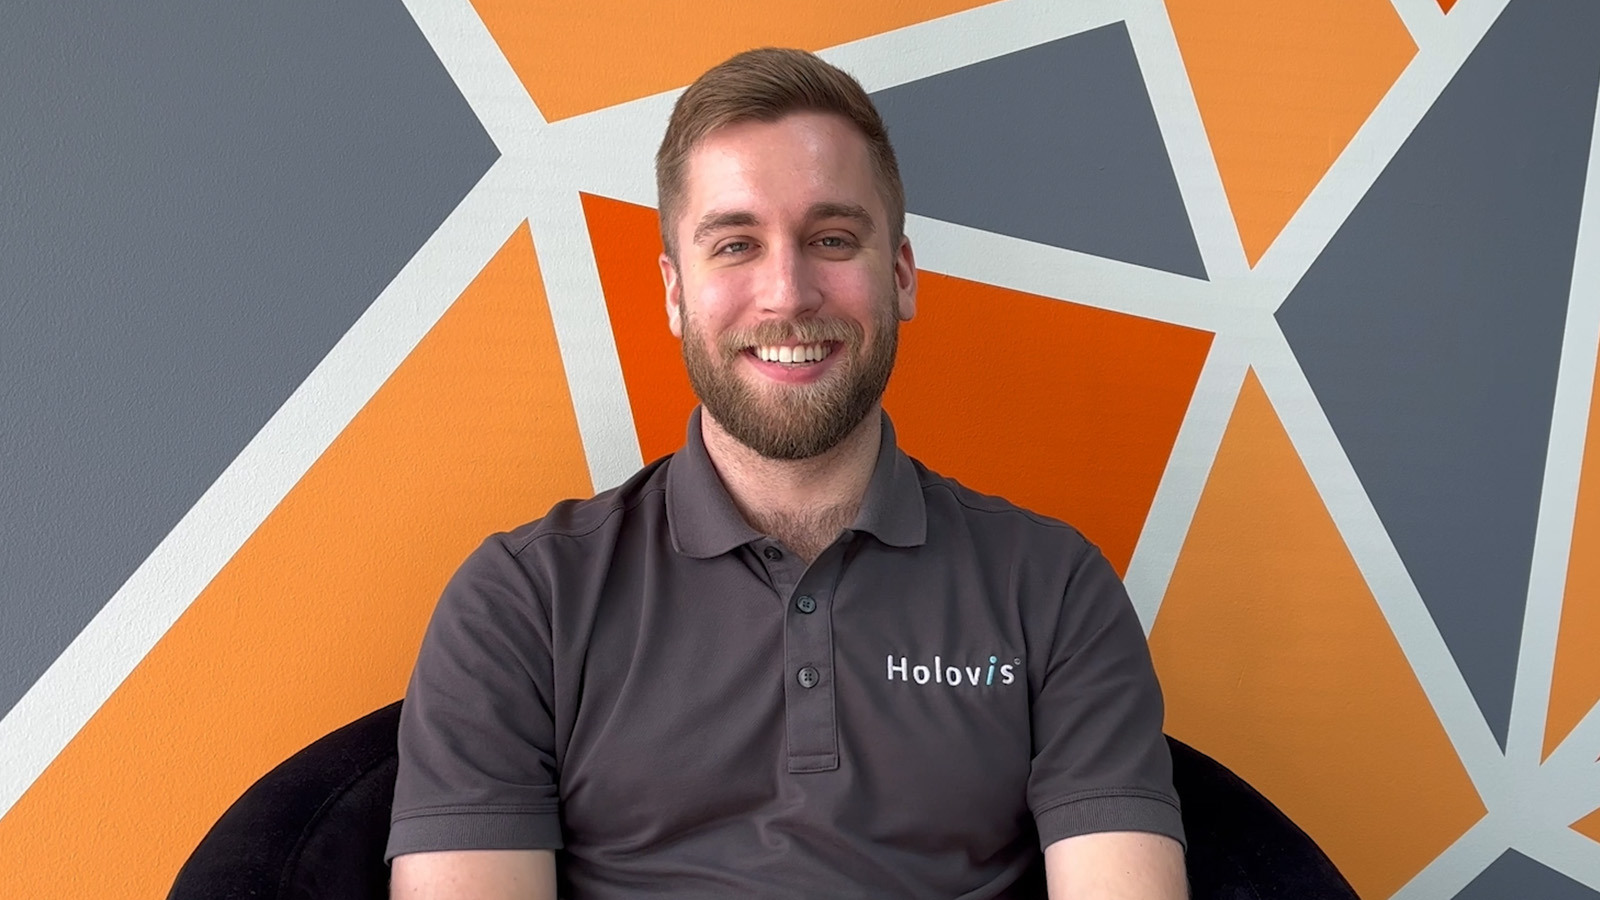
[690, 202, 878, 247]
[806, 202, 876, 238]
[692, 210, 760, 247]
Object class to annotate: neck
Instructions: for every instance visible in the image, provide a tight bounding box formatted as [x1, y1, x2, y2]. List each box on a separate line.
[700, 408, 882, 562]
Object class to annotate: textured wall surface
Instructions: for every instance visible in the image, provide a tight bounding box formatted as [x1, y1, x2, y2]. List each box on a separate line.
[2, 1, 1598, 898]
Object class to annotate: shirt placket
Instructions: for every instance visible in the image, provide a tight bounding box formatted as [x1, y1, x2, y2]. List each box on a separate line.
[755, 538, 841, 774]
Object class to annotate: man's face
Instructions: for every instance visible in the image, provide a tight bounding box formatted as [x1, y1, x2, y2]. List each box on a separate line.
[659, 111, 917, 460]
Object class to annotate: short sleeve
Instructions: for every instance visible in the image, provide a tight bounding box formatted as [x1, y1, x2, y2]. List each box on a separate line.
[385, 535, 564, 861]
[1027, 543, 1185, 851]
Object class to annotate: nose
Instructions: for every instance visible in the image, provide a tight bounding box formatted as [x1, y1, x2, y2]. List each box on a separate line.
[757, 242, 823, 318]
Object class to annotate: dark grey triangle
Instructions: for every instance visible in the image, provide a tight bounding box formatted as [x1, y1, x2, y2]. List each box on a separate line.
[1453, 850, 1600, 900]
[871, 22, 1207, 279]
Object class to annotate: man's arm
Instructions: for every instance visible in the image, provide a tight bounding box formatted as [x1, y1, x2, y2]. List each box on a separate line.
[391, 849, 557, 900]
[1045, 832, 1187, 900]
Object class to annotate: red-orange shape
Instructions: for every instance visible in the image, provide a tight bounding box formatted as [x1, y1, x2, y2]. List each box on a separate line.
[470, 0, 1004, 121]
[886, 273, 1212, 573]
[0, 224, 593, 900]
[1164, 0, 1416, 265]
[583, 193, 696, 462]
[1545, 355, 1600, 758]
[1438, 0, 1459, 12]
[1149, 371, 1485, 898]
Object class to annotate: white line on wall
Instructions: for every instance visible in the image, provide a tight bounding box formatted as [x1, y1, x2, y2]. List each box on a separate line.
[1122, 0, 1253, 286]
[1504, 77, 1600, 777]
[1122, 329, 1253, 631]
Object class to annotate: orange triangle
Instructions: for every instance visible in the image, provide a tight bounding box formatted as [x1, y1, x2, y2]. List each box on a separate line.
[1545, 356, 1600, 758]
[469, 0, 1005, 121]
[1149, 371, 1484, 899]
[1576, 805, 1600, 845]
[1164, 0, 1416, 264]
[0, 224, 592, 900]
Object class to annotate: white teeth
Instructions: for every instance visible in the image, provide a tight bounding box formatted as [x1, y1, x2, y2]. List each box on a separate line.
[754, 343, 829, 364]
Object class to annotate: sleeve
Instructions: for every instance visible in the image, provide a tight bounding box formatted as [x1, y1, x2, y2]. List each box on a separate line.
[385, 534, 564, 861]
[1027, 542, 1185, 851]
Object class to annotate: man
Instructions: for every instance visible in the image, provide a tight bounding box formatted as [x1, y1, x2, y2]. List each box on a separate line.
[388, 48, 1186, 899]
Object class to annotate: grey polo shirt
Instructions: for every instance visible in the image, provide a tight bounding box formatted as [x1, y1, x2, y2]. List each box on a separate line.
[388, 409, 1182, 898]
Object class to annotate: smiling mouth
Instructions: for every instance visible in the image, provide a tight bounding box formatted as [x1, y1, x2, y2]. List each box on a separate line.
[748, 342, 836, 365]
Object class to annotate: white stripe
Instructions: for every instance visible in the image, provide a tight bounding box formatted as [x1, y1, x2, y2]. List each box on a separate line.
[1390, 0, 1449, 51]
[1507, 80, 1600, 774]
[1123, 0, 1253, 284]
[1255, 0, 1512, 311]
[400, 0, 547, 148]
[1388, 815, 1506, 900]
[1251, 320, 1510, 810]
[1514, 822, 1600, 893]
[0, 161, 529, 820]
[522, 167, 643, 491]
[1124, 330, 1252, 631]
[820, 0, 1131, 93]
[905, 214, 1236, 333]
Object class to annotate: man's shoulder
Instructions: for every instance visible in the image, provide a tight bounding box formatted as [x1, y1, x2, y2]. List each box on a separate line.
[909, 455, 1091, 552]
[496, 454, 674, 556]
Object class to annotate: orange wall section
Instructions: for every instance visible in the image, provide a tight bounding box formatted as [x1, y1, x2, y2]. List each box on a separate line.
[1545, 356, 1600, 758]
[1163, 0, 1415, 265]
[0, 224, 592, 900]
[1150, 372, 1485, 899]
[468, 0, 1003, 121]
[584, 192, 697, 462]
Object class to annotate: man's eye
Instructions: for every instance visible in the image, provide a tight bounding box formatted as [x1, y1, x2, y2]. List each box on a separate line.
[815, 236, 853, 249]
[716, 241, 752, 255]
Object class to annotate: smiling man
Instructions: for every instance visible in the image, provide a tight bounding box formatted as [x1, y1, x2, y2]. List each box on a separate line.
[387, 49, 1187, 899]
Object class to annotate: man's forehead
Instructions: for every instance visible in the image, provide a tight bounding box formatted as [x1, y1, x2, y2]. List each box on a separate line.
[675, 113, 885, 230]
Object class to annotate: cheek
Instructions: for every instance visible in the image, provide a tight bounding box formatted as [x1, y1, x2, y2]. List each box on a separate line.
[688, 271, 753, 329]
[812, 264, 882, 315]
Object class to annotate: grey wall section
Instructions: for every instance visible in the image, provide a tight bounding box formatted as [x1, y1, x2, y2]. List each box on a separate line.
[0, 3, 497, 715]
[870, 23, 1206, 279]
[1453, 850, 1600, 900]
[1276, 0, 1600, 747]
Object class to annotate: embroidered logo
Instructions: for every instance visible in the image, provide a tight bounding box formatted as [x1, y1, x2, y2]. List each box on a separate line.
[886, 654, 1017, 686]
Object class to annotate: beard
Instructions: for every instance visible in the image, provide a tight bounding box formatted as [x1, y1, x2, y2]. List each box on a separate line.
[680, 293, 899, 461]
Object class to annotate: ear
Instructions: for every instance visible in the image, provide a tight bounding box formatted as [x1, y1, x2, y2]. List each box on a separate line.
[660, 252, 684, 337]
[893, 235, 917, 322]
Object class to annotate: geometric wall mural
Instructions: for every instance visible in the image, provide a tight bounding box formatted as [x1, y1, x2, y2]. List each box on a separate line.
[3, 2, 1599, 899]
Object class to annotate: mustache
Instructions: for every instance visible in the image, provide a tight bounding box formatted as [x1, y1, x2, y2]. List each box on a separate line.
[717, 318, 864, 356]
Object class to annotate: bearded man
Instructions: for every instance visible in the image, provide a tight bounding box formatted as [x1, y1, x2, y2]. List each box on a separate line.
[387, 48, 1187, 900]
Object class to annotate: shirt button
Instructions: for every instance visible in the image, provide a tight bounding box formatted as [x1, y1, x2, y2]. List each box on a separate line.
[763, 546, 783, 561]
[795, 595, 817, 614]
[797, 666, 820, 688]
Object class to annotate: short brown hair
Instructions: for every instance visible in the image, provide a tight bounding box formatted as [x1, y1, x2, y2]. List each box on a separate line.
[655, 47, 905, 258]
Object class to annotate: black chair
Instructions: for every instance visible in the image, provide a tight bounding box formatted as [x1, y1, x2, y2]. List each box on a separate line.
[168, 701, 1359, 899]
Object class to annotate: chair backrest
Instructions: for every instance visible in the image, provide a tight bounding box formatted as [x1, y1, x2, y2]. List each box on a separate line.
[167, 701, 402, 900]
[1168, 735, 1360, 899]
[170, 702, 1358, 899]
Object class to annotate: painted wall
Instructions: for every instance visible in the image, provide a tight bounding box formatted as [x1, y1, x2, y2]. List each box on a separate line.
[2, 1, 1598, 897]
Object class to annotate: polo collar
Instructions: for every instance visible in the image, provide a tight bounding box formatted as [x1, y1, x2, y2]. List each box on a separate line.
[666, 407, 928, 559]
